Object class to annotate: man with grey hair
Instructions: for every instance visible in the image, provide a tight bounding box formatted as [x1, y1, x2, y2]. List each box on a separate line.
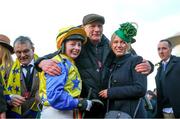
[6, 36, 41, 118]
[35, 13, 153, 118]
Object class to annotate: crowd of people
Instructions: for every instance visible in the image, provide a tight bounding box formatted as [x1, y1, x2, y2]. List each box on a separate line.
[0, 13, 180, 119]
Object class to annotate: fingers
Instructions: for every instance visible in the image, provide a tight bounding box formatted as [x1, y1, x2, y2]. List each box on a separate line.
[11, 95, 26, 101]
[41, 59, 61, 76]
[11, 95, 26, 107]
[135, 60, 151, 74]
[12, 101, 22, 107]
[135, 63, 147, 72]
[43, 66, 60, 76]
[99, 90, 104, 96]
[0, 112, 6, 119]
[99, 90, 108, 98]
[51, 59, 61, 74]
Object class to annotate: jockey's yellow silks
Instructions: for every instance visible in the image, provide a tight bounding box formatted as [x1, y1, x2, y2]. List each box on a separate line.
[39, 54, 82, 106]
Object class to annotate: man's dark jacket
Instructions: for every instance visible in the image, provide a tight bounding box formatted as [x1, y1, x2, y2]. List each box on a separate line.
[35, 35, 112, 118]
[35, 34, 154, 118]
[155, 55, 180, 118]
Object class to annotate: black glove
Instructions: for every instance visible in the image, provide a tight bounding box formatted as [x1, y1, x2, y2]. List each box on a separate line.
[78, 99, 92, 111]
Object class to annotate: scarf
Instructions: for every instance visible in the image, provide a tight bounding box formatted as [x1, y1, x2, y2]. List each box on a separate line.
[6, 54, 42, 115]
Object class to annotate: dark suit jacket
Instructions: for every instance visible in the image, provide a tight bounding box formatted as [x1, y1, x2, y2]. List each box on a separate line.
[155, 55, 180, 118]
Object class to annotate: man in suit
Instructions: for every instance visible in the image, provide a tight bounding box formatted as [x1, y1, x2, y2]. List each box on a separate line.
[155, 39, 180, 118]
[6, 36, 41, 118]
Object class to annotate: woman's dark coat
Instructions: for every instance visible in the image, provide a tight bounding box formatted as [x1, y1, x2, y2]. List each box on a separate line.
[108, 54, 147, 118]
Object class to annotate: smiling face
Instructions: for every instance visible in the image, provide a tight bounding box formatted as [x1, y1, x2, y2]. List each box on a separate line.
[157, 40, 172, 61]
[83, 21, 103, 44]
[64, 40, 82, 59]
[111, 34, 129, 57]
[14, 42, 34, 65]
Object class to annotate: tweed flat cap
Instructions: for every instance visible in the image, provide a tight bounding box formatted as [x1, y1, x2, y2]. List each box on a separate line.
[83, 14, 105, 25]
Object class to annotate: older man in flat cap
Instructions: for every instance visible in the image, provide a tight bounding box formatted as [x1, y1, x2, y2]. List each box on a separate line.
[35, 13, 153, 118]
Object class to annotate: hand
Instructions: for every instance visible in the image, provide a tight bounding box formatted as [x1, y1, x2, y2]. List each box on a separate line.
[135, 59, 151, 75]
[99, 89, 108, 99]
[39, 59, 61, 76]
[78, 99, 92, 111]
[0, 112, 6, 119]
[10, 94, 26, 107]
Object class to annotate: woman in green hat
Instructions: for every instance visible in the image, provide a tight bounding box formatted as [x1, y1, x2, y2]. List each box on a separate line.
[99, 22, 147, 118]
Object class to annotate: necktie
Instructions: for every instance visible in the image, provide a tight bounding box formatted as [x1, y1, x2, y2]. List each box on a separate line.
[163, 62, 167, 71]
[22, 65, 32, 91]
